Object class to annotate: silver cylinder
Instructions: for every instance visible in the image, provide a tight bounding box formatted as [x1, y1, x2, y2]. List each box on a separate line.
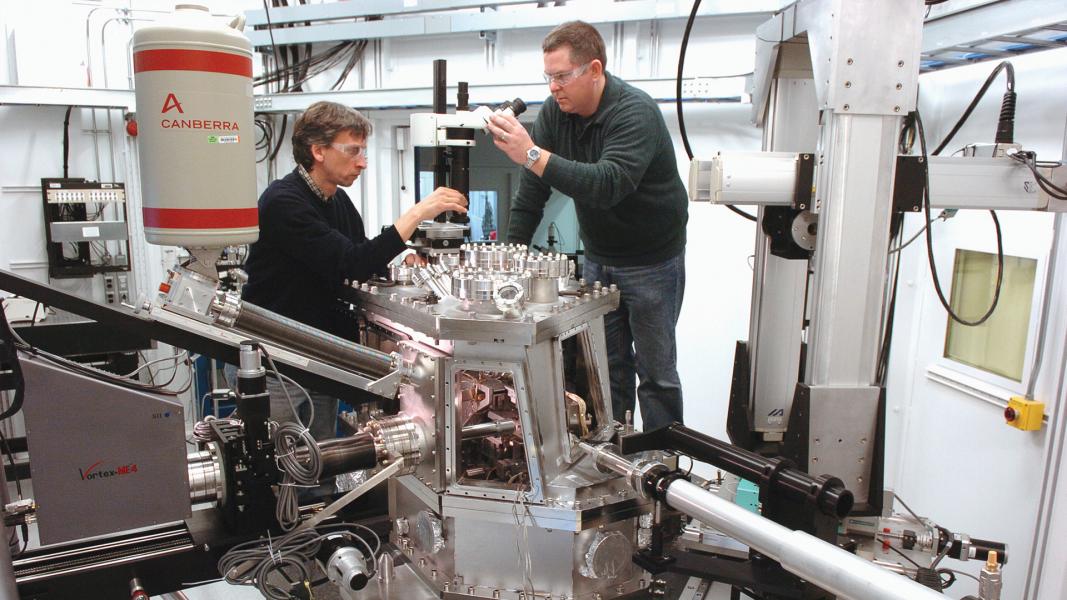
[326, 546, 370, 591]
[367, 414, 428, 474]
[663, 479, 944, 600]
[461, 420, 516, 440]
[413, 266, 452, 299]
[213, 297, 397, 378]
[237, 341, 263, 378]
[186, 444, 225, 506]
[528, 278, 558, 303]
[389, 264, 415, 285]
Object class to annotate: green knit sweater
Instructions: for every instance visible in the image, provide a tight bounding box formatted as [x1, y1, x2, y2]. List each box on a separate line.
[506, 72, 688, 266]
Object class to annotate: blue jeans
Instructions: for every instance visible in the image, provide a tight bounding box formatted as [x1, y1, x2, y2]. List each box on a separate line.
[583, 252, 685, 430]
[223, 364, 339, 441]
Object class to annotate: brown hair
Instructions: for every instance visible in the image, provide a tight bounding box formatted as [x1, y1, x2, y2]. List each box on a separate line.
[542, 20, 607, 70]
[291, 101, 372, 169]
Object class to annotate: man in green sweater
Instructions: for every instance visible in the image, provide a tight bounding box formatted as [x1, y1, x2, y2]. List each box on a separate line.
[486, 20, 688, 430]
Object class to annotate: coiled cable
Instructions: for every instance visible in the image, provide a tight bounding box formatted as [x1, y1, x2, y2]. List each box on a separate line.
[217, 524, 379, 599]
[273, 422, 323, 531]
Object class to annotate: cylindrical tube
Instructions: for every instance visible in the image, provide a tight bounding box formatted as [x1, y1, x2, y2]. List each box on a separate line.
[664, 479, 943, 600]
[432, 59, 448, 214]
[187, 448, 224, 505]
[448, 81, 471, 223]
[461, 420, 516, 440]
[314, 432, 379, 479]
[228, 300, 395, 379]
[622, 424, 852, 518]
[318, 534, 371, 591]
[581, 442, 636, 479]
[236, 341, 270, 445]
[413, 266, 452, 299]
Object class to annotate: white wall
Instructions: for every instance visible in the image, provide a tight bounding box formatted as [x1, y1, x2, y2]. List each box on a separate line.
[887, 48, 1067, 600]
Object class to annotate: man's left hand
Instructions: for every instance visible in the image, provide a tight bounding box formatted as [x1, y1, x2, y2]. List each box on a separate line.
[486, 113, 533, 165]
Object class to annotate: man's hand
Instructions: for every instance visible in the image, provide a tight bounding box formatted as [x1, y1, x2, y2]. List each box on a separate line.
[486, 113, 534, 166]
[394, 187, 468, 240]
[416, 186, 468, 221]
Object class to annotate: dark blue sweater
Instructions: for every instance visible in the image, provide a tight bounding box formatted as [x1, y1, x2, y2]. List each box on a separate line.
[242, 170, 406, 339]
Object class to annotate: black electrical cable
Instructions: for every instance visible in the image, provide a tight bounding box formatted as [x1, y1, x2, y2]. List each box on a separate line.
[0, 303, 25, 422]
[677, 0, 756, 222]
[1008, 151, 1067, 200]
[931, 61, 1014, 156]
[270, 114, 288, 163]
[260, 0, 284, 89]
[876, 215, 904, 386]
[62, 106, 74, 179]
[916, 109, 1004, 327]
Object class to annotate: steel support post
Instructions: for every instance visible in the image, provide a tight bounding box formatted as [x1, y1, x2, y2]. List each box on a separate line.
[780, 0, 924, 510]
[746, 43, 820, 441]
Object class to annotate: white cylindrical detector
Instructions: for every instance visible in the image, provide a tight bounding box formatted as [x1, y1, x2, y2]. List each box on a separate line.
[133, 4, 258, 247]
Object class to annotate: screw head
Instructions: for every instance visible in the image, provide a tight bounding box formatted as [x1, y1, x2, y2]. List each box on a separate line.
[898, 60, 905, 67]
[843, 104, 850, 111]
[844, 81, 852, 88]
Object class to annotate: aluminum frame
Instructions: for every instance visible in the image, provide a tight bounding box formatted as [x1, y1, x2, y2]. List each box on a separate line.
[243, 0, 786, 47]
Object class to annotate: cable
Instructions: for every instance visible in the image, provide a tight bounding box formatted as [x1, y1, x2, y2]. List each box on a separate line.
[62, 106, 74, 179]
[939, 568, 980, 584]
[873, 534, 925, 570]
[124, 349, 188, 379]
[0, 301, 26, 421]
[273, 421, 322, 531]
[259, 0, 283, 89]
[1007, 150, 1067, 200]
[676, 0, 756, 223]
[260, 346, 313, 427]
[888, 211, 957, 255]
[511, 488, 535, 597]
[218, 524, 379, 599]
[6, 321, 184, 397]
[931, 61, 1014, 157]
[915, 109, 1004, 327]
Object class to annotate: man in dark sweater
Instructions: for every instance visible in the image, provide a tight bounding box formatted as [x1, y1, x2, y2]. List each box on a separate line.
[242, 102, 466, 439]
[485, 21, 687, 430]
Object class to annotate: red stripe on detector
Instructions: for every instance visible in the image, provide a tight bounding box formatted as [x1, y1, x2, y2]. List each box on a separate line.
[142, 207, 258, 229]
[133, 49, 252, 77]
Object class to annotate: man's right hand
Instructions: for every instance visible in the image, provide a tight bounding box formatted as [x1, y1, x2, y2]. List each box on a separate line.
[416, 187, 468, 221]
[394, 187, 468, 241]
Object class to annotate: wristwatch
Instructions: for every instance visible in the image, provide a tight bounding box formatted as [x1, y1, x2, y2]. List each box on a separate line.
[524, 145, 542, 170]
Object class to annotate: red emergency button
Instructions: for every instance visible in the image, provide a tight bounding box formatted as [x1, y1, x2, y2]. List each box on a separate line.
[1004, 407, 1017, 422]
[159, 282, 171, 294]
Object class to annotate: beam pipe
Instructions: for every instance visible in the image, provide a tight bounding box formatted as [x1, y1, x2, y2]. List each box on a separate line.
[663, 478, 944, 600]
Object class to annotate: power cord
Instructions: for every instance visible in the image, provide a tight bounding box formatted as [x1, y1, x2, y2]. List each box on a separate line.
[915, 109, 1004, 327]
[910, 60, 1017, 327]
[677, 0, 757, 222]
[1006, 150, 1067, 200]
[931, 61, 1014, 156]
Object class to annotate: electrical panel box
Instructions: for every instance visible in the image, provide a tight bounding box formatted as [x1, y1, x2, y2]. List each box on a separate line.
[41, 178, 131, 279]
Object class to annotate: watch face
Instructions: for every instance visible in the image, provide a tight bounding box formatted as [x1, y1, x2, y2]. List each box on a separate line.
[528, 147, 540, 160]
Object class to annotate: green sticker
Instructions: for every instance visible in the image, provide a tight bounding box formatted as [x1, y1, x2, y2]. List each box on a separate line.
[208, 135, 218, 144]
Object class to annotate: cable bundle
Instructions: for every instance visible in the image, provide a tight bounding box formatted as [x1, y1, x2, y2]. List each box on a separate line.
[273, 422, 323, 531]
[218, 524, 379, 599]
